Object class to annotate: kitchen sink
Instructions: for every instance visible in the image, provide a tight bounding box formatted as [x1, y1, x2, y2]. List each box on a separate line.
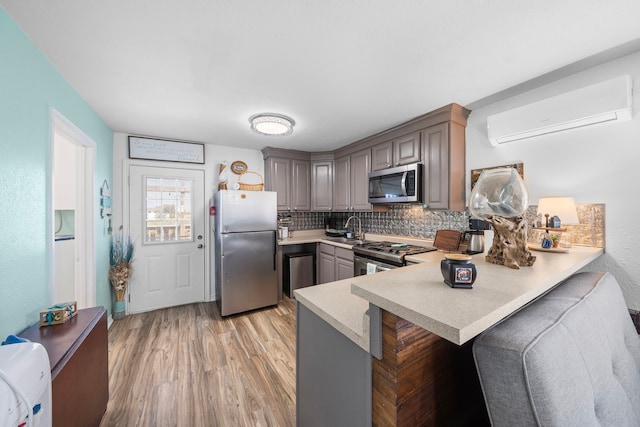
[323, 236, 370, 245]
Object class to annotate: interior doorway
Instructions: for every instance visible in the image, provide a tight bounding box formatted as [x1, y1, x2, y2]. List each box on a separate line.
[50, 109, 97, 309]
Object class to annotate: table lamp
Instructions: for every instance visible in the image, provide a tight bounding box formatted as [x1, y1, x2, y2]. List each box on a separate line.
[536, 197, 579, 229]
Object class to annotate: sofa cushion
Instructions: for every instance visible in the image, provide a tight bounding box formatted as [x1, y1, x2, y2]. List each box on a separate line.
[473, 272, 640, 427]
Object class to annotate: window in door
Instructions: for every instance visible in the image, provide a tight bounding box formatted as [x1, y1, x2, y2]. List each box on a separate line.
[145, 177, 193, 243]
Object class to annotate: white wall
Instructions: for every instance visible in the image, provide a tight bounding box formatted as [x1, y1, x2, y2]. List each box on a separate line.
[466, 51, 640, 309]
[112, 132, 265, 301]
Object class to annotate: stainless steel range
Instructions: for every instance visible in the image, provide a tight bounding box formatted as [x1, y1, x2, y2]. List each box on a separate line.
[353, 241, 437, 275]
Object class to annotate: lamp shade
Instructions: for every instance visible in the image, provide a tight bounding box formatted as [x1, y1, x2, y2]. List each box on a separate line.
[536, 197, 579, 225]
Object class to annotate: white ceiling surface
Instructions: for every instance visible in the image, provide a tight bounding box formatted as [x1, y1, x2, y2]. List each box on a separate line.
[3, 1, 640, 151]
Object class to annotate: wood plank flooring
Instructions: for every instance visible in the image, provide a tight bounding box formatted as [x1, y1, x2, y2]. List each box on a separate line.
[99, 298, 297, 427]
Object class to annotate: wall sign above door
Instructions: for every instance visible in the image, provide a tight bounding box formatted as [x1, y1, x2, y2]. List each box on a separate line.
[128, 136, 205, 164]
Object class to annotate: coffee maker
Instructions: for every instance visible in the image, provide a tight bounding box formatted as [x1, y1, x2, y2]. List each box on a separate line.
[463, 218, 491, 254]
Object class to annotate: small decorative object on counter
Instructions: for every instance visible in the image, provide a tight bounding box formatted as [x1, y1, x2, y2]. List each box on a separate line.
[541, 236, 554, 249]
[441, 254, 476, 289]
[39, 301, 77, 326]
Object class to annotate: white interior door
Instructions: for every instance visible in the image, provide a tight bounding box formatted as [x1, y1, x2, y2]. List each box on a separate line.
[129, 165, 205, 313]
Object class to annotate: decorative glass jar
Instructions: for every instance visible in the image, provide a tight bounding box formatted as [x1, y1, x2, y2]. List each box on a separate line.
[469, 168, 529, 219]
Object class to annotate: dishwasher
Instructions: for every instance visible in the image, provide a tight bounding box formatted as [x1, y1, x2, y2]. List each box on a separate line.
[284, 252, 315, 298]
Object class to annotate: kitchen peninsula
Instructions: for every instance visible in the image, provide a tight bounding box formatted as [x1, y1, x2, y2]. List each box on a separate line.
[294, 239, 603, 426]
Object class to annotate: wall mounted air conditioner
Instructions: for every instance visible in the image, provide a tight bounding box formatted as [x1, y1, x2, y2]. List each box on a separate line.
[487, 75, 633, 146]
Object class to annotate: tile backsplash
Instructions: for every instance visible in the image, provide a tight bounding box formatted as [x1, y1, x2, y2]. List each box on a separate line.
[279, 203, 605, 247]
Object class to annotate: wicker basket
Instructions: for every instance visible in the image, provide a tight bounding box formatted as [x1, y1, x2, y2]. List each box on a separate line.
[237, 170, 264, 191]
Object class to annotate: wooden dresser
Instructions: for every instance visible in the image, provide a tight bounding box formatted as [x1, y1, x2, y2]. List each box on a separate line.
[20, 306, 109, 427]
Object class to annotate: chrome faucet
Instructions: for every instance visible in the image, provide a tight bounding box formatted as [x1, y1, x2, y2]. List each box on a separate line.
[344, 215, 363, 240]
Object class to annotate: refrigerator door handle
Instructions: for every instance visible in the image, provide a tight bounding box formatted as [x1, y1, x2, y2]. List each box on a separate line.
[273, 231, 277, 271]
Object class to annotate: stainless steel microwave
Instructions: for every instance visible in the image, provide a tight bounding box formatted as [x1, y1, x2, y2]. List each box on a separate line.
[368, 163, 423, 204]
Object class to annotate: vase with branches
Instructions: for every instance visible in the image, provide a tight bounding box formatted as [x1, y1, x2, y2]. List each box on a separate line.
[109, 231, 134, 318]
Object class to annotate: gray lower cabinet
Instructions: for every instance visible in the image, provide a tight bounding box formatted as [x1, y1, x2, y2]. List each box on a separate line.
[335, 247, 354, 281]
[296, 302, 372, 427]
[317, 244, 354, 284]
[318, 244, 335, 284]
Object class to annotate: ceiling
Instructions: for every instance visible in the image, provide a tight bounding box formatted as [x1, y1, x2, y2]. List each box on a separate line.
[3, 1, 640, 152]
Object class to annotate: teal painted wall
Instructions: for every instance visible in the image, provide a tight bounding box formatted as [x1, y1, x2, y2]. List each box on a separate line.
[0, 8, 113, 338]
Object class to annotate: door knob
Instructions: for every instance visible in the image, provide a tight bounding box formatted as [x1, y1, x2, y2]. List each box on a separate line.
[197, 244, 204, 249]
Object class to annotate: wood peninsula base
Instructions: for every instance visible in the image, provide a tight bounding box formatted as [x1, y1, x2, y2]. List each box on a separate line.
[372, 310, 488, 426]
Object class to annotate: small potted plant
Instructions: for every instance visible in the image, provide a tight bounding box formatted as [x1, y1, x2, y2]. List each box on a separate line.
[551, 234, 560, 248]
[109, 230, 134, 320]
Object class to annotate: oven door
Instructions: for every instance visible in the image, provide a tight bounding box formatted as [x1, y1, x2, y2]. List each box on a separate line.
[354, 255, 398, 276]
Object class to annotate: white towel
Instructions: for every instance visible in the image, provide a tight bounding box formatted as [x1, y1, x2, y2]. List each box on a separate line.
[366, 263, 377, 275]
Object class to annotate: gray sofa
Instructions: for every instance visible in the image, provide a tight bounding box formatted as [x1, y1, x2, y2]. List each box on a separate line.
[473, 272, 640, 426]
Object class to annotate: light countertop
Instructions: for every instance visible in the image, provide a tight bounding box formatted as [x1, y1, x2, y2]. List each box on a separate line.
[278, 229, 436, 250]
[295, 242, 603, 351]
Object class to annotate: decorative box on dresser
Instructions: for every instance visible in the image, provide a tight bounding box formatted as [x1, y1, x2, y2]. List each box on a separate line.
[20, 306, 109, 427]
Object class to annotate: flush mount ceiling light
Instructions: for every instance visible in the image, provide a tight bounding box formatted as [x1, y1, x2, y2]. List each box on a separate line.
[249, 113, 295, 136]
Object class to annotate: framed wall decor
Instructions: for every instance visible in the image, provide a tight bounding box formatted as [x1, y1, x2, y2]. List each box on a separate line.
[470, 162, 524, 189]
[230, 160, 248, 174]
[128, 136, 205, 164]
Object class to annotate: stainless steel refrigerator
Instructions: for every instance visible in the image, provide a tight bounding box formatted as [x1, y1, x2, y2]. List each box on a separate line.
[213, 190, 278, 316]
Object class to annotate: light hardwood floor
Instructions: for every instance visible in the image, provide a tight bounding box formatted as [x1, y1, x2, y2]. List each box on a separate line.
[100, 298, 297, 427]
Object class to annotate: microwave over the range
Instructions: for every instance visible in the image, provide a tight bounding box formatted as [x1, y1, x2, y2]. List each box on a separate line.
[368, 163, 423, 204]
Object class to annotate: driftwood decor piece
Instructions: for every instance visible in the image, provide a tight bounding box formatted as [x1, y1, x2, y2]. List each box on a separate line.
[485, 216, 536, 269]
[468, 167, 536, 269]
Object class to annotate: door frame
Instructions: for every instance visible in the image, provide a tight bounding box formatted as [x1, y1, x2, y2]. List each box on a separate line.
[49, 108, 97, 308]
[123, 160, 210, 314]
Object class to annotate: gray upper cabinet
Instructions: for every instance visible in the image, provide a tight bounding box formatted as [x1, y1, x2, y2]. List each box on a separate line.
[393, 132, 421, 166]
[333, 156, 350, 211]
[371, 141, 393, 171]
[350, 149, 371, 211]
[334, 149, 371, 211]
[372, 132, 421, 171]
[268, 157, 291, 211]
[264, 153, 310, 211]
[421, 113, 467, 211]
[311, 160, 333, 211]
[264, 103, 469, 213]
[291, 159, 311, 211]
